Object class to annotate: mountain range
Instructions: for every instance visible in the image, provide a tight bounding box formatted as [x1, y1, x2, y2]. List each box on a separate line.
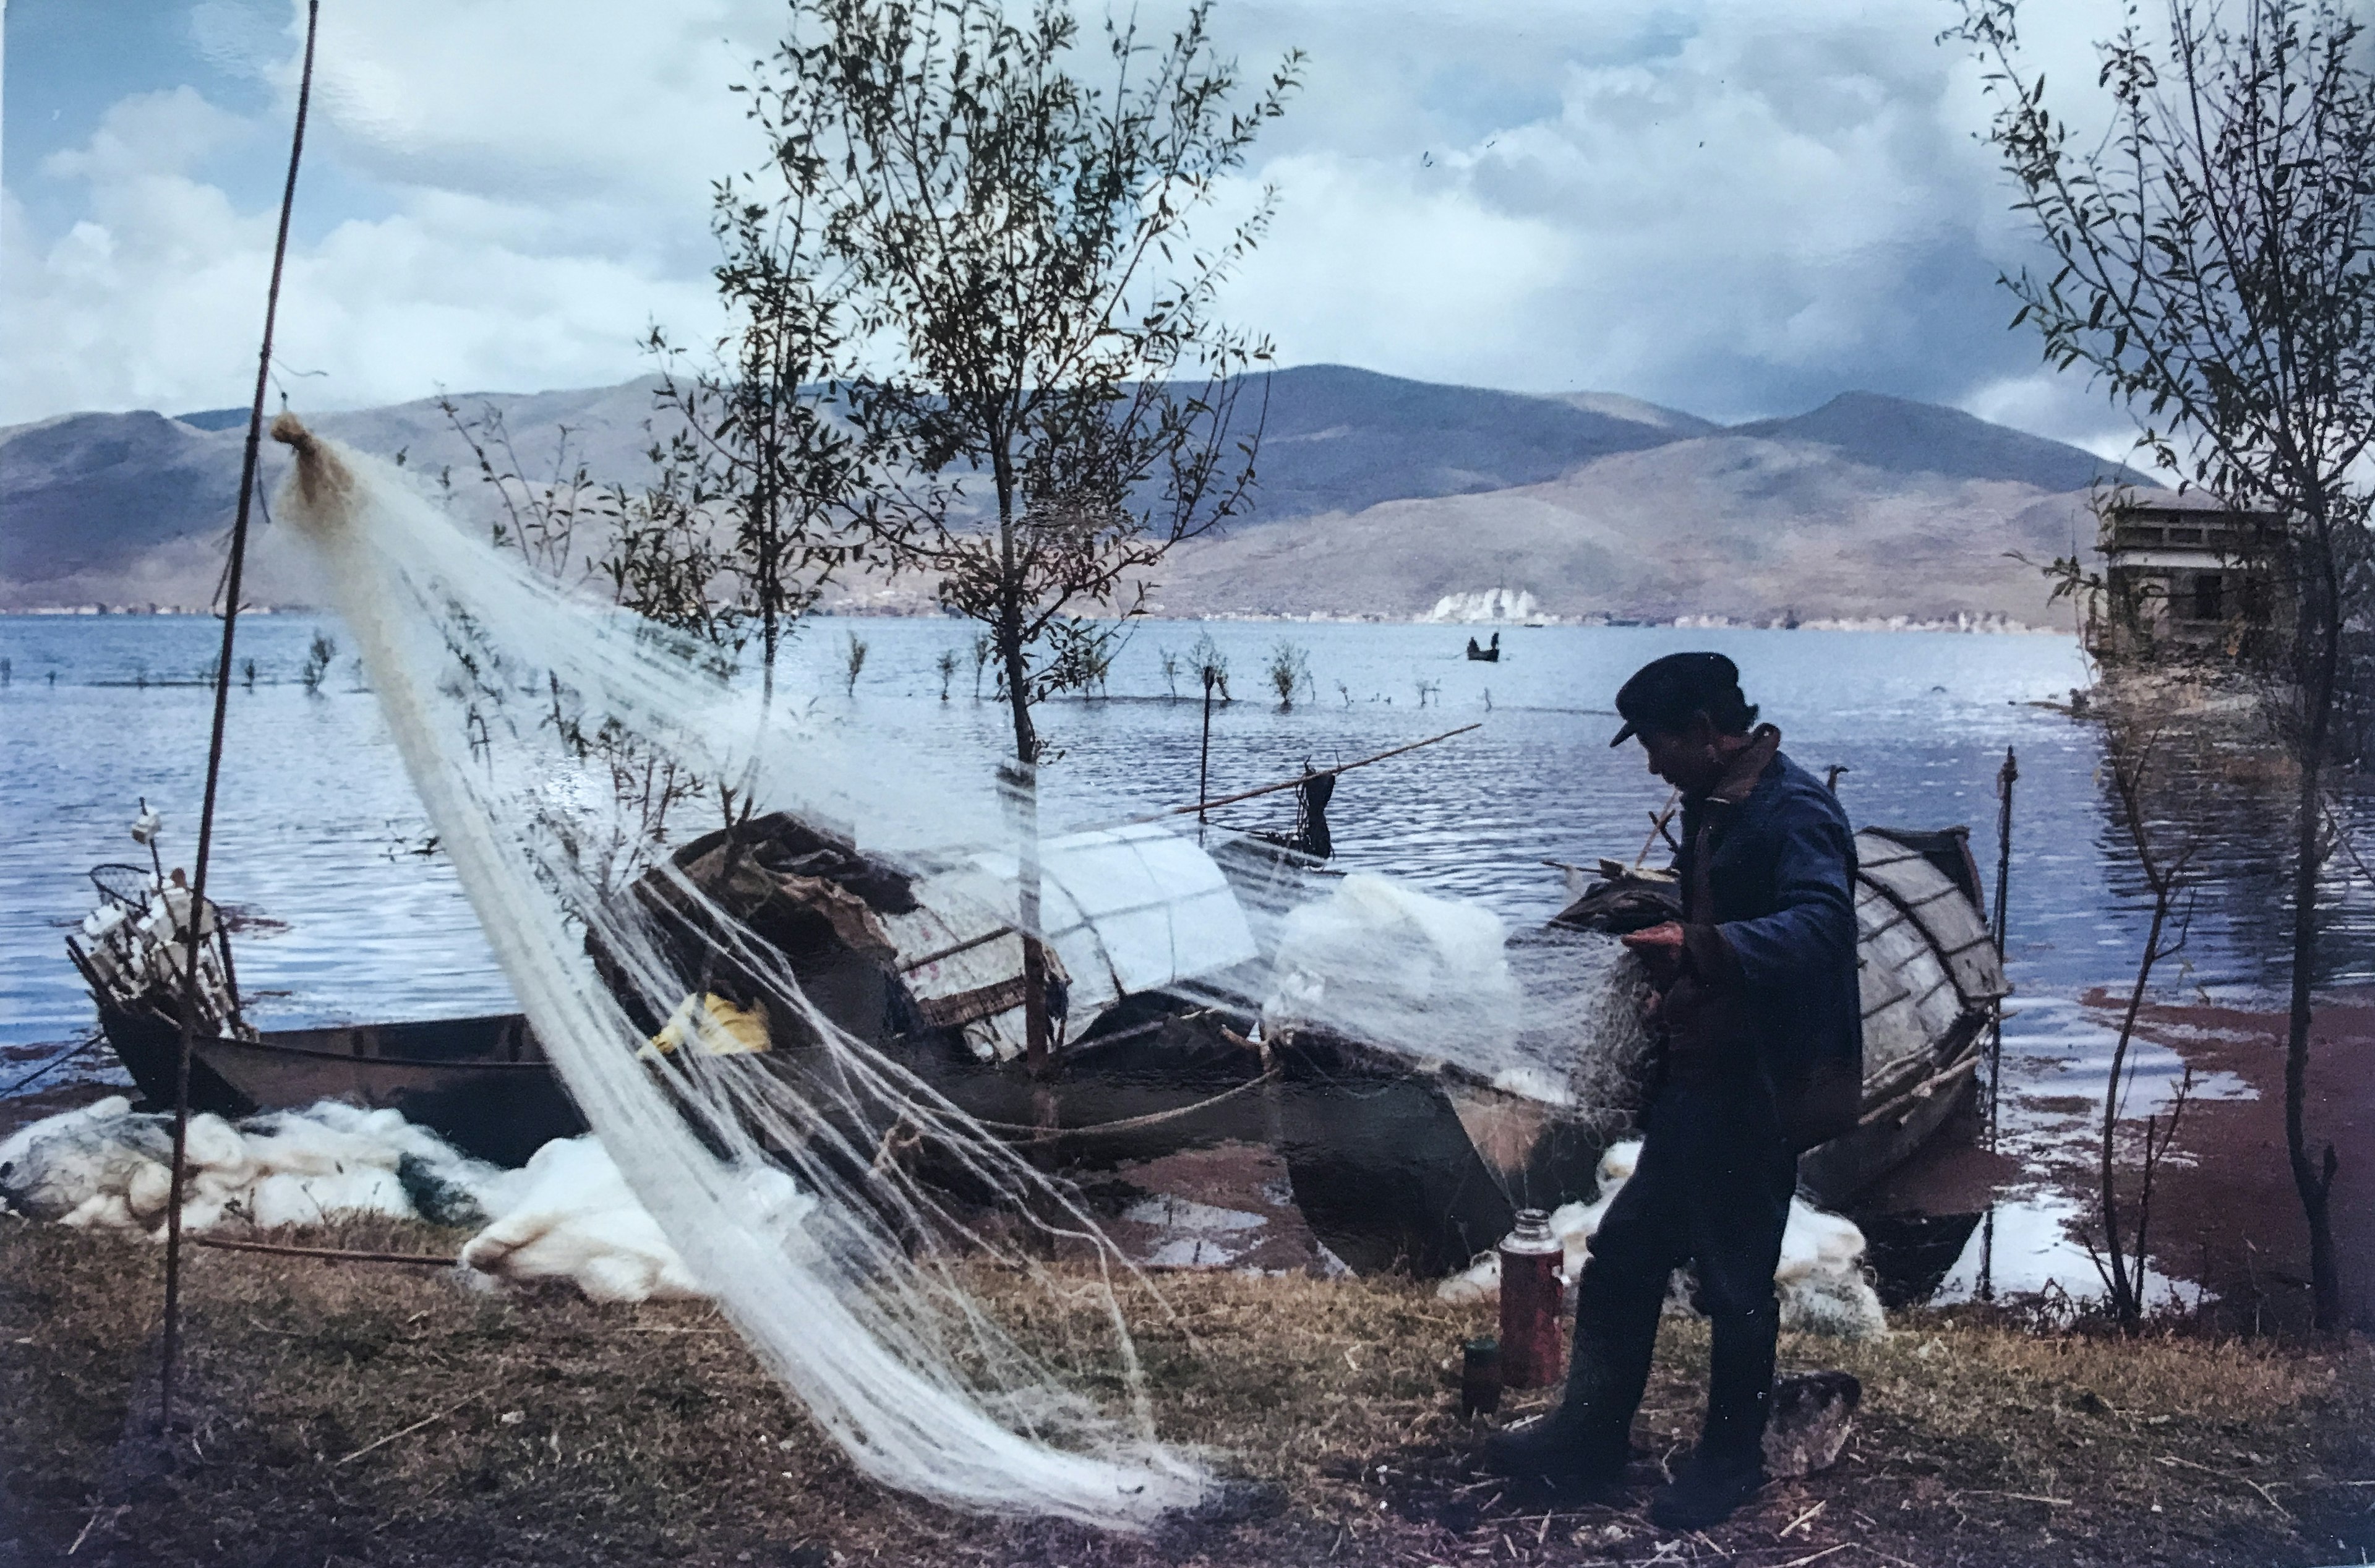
[0, 365, 2147, 624]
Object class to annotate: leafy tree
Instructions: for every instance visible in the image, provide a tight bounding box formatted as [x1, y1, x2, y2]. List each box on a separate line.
[734, 0, 1301, 1065]
[1266, 638, 1309, 710]
[740, 0, 1298, 756]
[647, 170, 884, 703]
[1953, 0, 2375, 1327]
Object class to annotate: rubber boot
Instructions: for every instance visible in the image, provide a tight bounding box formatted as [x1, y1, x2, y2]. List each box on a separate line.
[1649, 1300, 1776, 1530]
[1481, 1267, 1662, 1502]
[1480, 1409, 1628, 1503]
[1649, 1447, 1766, 1530]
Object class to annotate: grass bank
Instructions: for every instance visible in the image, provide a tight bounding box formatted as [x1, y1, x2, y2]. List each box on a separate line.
[2, 1217, 2371, 1567]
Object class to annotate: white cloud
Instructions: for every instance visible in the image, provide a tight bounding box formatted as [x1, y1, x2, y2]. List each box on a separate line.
[41, 87, 255, 184]
[299, 0, 763, 206]
[1220, 0, 2086, 420]
[3, 113, 721, 420]
[3, 0, 2155, 452]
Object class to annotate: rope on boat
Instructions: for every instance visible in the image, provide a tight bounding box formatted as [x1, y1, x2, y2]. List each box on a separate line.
[964, 1065, 1282, 1142]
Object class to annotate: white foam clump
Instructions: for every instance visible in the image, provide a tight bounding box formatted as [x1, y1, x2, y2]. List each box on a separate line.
[459, 1136, 705, 1301]
[0, 1095, 503, 1236]
[0, 1096, 738, 1304]
[1436, 1141, 1888, 1340]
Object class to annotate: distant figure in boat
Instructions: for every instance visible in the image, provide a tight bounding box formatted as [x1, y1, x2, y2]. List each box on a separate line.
[1466, 632, 1502, 662]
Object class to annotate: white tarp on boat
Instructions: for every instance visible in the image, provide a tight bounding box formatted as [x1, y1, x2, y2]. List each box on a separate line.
[884, 823, 1258, 1060]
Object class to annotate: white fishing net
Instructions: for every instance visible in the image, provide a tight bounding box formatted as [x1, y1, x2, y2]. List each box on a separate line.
[265, 417, 1651, 1526]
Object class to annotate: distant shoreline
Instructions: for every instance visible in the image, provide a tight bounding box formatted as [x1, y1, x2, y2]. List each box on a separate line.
[0, 604, 2066, 633]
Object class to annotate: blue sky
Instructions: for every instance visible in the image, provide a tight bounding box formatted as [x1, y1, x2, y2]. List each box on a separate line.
[2, 0, 2134, 455]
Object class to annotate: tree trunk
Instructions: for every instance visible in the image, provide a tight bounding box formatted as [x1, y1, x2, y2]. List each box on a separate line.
[2100, 888, 2168, 1331]
[991, 478, 1050, 1076]
[2286, 592, 2344, 1331]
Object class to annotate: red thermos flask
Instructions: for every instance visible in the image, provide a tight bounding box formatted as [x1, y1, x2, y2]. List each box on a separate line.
[1497, 1208, 1565, 1389]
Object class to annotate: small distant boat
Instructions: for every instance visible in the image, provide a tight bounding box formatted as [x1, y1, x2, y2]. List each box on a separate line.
[1465, 632, 1502, 662]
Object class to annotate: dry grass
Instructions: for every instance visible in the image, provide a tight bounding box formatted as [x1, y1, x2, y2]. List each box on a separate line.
[2, 1216, 2371, 1567]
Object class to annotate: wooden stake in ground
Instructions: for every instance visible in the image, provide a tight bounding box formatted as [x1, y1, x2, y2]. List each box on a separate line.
[160, 0, 321, 1434]
[1987, 744, 2016, 1144]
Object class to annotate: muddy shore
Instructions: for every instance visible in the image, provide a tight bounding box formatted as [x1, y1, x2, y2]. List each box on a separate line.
[2081, 988, 2375, 1334]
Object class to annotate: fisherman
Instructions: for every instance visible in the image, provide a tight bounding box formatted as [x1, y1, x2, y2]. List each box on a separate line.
[1486, 651, 1862, 1528]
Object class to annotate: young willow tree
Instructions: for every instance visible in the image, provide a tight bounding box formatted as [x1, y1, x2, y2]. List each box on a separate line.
[648, 181, 881, 706]
[735, 0, 1301, 1066]
[1954, 0, 2375, 1329]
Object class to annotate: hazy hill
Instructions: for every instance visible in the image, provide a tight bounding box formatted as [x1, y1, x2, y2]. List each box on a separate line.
[1216, 364, 1697, 521]
[1147, 428, 2103, 625]
[0, 366, 2143, 623]
[1732, 391, 2148, 492]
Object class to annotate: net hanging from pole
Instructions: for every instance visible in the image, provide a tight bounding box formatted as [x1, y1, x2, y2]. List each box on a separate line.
[267, 418, 1648, 1526]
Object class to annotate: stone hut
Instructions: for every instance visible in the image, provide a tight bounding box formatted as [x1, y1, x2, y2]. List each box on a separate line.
[2092, 491, 2282, 659]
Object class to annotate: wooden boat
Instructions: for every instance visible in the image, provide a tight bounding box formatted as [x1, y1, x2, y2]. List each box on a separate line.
[84, 1002, 583, 1168]
[614, 813, 2003, 1274]
[74, 815, 2001, 1275]
[1269, 826, 2007, 1272]
[66, 862, 584, 1167]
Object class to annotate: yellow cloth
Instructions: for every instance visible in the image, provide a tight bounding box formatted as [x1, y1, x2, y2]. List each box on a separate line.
[641, 992, 771, 1058]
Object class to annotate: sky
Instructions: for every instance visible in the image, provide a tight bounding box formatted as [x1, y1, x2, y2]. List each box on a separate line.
[2, 0, 2141, 456]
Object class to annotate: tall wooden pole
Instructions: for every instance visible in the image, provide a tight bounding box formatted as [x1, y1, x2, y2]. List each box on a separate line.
[1987, 745, 2018, 1146]
[1977, 745, 2016, 1303]
[160, 0, 321, 1433]
[1197, 664, 1218, 833]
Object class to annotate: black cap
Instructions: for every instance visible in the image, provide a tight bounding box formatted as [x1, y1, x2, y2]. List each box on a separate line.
[1610, 651, 1748, 746]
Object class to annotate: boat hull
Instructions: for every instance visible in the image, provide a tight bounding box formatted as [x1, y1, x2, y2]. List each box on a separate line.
[98, 1005, 585, 1168]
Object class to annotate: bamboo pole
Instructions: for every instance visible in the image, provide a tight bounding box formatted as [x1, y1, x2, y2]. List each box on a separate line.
[1979, 743, 2017, 1304]
[1197, 665, 1219, 828]
[161, 0, 320, 1433]
[192, 1235, 456, 1268]
[1987, 745, 2018, 1144]
[1165, 722, 1481, 819]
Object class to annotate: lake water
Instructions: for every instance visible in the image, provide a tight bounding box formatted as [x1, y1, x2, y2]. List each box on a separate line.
[4, 612, 2364, 1298]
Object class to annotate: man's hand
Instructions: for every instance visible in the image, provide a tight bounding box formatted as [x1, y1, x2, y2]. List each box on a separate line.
[1621, 920, 1687, 1003]
[1620, 921, 1686, 960]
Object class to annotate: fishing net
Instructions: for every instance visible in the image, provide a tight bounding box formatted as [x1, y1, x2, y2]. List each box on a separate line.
[267, 416, 1649, 1526]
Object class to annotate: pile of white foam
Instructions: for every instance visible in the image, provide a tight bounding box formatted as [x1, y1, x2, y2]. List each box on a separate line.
[1435, 1141, 1889, 1340]
[0, 1097, 700, 1304]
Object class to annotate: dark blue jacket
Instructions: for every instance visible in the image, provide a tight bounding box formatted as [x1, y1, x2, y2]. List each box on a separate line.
[1673, 738, 1864, 1152]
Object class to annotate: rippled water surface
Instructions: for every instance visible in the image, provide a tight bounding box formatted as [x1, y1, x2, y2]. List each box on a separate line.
[12, 612, 2368, 1039]
[0, 615, 2097, 1042]
[6, 610, 2366, 1298]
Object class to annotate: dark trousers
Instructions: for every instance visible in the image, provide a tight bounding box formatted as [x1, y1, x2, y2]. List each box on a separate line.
[1559, 1082, 1797, 1465]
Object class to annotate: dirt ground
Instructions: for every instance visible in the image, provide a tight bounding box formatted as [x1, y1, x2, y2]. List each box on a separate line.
[2, 1218, 2371, 1568]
